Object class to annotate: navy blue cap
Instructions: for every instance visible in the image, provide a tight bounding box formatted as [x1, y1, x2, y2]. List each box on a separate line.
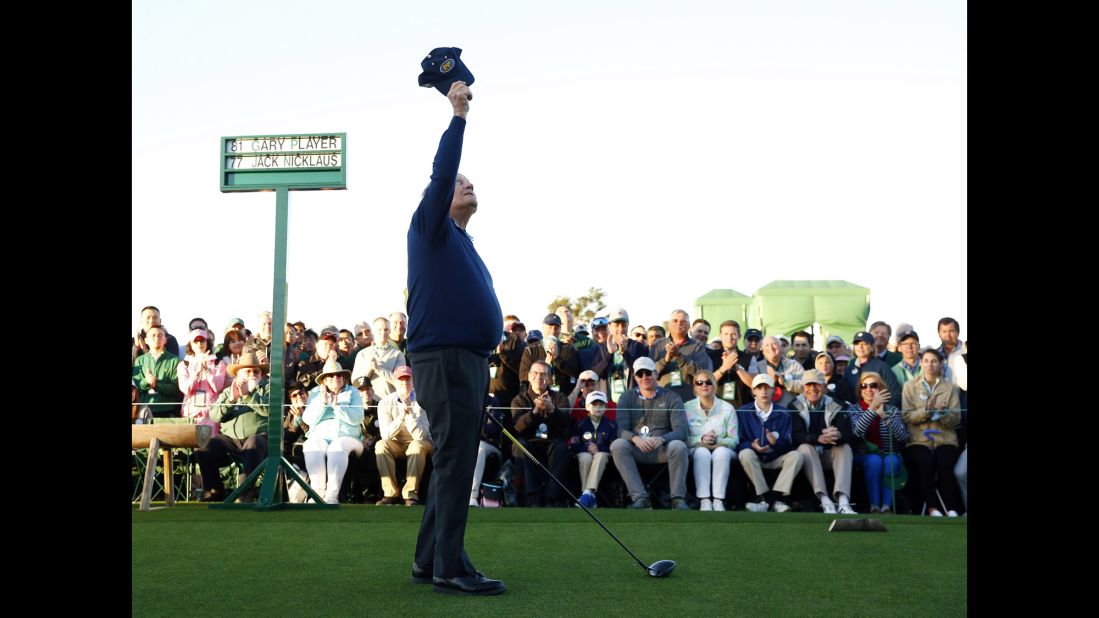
[744, 329, 763, 340]
[852, 331, 874, 345]
[543, 313, 562, 326]
[418, 47, 475, 95]
[527, 329, 544, 344]
[898, 331, 919, 343]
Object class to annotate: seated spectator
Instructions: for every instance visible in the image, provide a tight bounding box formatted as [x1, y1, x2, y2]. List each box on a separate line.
[375, 366, 432, 506]
[566, 369, 617, 423]
[610, 357, 690, 510]
[178, 329, 227, 435]
[283, 383, 311, 502]
[470, 401, 510, 507]
[747, 335, 804, 407]
[736, 374, 803, 513]
[684, 369, 738, 512]
[195, 352, 271, 502]
[133, 325, 183, 418]
[901, 349, 963, 517]
[511, 361, 572, 507]
[342, 376, 383, 504]
[848, 371, 908, 514]
[815, 351, 855, 407]
[791, 370, 855, 514]
[302, 358, 365, 504]
[568, 391, 618, 509]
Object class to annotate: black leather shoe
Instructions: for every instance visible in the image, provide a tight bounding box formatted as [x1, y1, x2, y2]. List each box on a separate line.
[376, 496, 403, 506]
[411, 563, 485, 585]
[432, 573, 506, 595]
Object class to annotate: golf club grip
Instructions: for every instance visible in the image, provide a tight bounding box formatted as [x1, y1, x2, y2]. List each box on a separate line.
[485, 411, 651, 570]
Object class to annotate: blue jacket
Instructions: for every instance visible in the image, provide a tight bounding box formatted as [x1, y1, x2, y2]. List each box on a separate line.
[736, 403, 794, 463]
[406, 116, 502, 355]
[568, 416, 619, 454]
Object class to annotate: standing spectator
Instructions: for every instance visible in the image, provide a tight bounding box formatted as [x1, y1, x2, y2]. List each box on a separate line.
[845, 331, 902, 406]
[849, 371, 908, 514]
[389, 311, 408, 355]
[133, 325, 183, 418]
[336, 329, 358, 370]
[824, 335, 847, 359]
[554, 306, 575, 345]
[293, 331, 338, 393]
[815, 352, 855, 407]
[708, 320, 752, 408]
[630, 325, 647, 343]
[216, 329, 247, 366]
[353, 322, 374, 350]
[302, 358, 365, 504]
[690, 319, 711, 346]
[891, 331, 924, 387]
[590, 313, 648, 404]
[568, 391, 618, 509]
[901, 349, 963, 517]
[489, 320, 526, 409]
[646, 325, 665, 350]
[178, 329, 227, 434]
[352, 316, 408, 399]
[519, 314, 581, 394]
[684, 369, 738, 512]
[790, 331, 818, 371]
[571, 323, 596, 371]
[743, 328, 764, 364]
[747, 335, 805, 407]
[651, 309, 714, 402]
[243, 311, 274, 363]
[132, 305, 180, 364]
[870, 321, 902, 366]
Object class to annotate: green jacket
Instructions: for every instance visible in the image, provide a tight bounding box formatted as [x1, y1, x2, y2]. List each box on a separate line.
[133, 352, 183, 417]
[211, 380, 271, 440]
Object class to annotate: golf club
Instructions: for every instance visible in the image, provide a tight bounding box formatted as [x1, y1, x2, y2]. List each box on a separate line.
[486, 412, 676, 578]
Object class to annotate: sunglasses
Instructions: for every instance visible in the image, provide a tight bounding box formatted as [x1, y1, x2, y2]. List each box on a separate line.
[860, 383, 883, 390]
[694, 379, 714, 386]
[635, 370, 654, 378]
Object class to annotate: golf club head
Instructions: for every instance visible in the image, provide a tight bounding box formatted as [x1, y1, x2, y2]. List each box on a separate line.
[647, 560, 676, 577]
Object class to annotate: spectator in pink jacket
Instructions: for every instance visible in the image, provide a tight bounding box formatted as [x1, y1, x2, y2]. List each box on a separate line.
[178, 329, 228, 435]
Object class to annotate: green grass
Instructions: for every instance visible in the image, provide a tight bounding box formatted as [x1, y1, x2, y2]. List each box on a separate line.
[133, 505, 966, 616]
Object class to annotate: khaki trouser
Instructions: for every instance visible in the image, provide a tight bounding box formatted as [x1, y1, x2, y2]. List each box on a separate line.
[738, 449, 804, 496]
[577, 451, 611, 493]
[796, 443, 852, 499]
[376, 426, 433, 500]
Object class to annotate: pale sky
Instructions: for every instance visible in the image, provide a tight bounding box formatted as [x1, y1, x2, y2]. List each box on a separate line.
[132, 0, 967, 345]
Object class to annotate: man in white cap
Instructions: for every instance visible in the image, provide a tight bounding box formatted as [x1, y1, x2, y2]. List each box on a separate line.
[375, 366, 433, 506]
[610, 356, 690, 510]
[736, 373, 803, 513]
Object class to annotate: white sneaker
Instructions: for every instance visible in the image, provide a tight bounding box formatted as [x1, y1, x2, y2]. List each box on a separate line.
[821, 497, 837, 514]
[947, 510, 959, 517]
[773, 501, 792, 513]
[469, 498, 480, 507]
[747, 500, 769, 513]
[838, 504, 857, 515]
[699, 498, 713, 511]
[712, 499, 726, 512]
[929, 508, 944, 517]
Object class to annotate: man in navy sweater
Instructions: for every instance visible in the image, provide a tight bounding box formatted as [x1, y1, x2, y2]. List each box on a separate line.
[406, 80, 506, 596]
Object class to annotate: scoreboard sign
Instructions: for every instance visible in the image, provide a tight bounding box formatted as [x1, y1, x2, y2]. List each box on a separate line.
[220, 133, 346, 191]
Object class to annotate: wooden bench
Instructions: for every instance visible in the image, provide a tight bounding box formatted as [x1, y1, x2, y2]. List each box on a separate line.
[132, 424, 212, 511]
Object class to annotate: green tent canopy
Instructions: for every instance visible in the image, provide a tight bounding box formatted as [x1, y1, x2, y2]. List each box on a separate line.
[749, 280, 870, 344]
[694, 289, 752, 333]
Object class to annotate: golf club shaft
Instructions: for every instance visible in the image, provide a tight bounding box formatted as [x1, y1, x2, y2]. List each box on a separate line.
[486, 412, 650, 571]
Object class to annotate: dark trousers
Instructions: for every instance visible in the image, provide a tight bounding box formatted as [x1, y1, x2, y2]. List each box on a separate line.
[515, 439, 569, 504]
[904, 444, 963, 512]
[411, 348, 488, 579]
[195, 434, 269, 493]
